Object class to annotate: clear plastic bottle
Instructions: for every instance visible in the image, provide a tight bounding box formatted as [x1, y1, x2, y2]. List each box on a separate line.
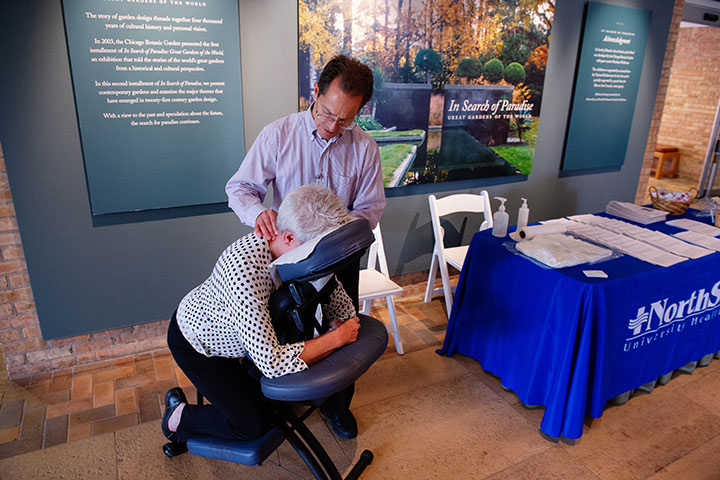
[517, 198, 529, 230]
[492, 197, 509, 238]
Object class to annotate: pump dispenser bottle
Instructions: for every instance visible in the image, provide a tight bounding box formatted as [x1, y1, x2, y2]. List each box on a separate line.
[517, 198, 529, 230]
[492, 197, 509, 237]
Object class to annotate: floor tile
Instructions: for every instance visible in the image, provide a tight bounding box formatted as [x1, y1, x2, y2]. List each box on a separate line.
[0, 398, 24, 429]
[272, 409, 352, 477]
[561, 387, 720, 479]
[92, 364, 134, 384]
[93, 380, 115, 407]
[486, 447, 599, 480]
[115, 372, 155, 390]
[353, 347, 469, 410]
[138, 394, 162, 423]
[67, 422, 92, 443]
[346, 373, 551, 479]
[68, 405, 115, 427]
[92, 412, 139, 436]
[115, 387, 137, 416]
[43, 415, 68, 448]
[114, 421, 298, 480]
[45, 398, 93, 419]
[648, 433, 720, 479]
[71, 373, 93, 400]
[0, 435, 43, 460]
[153, 355, 176, 381]
[23, 390, 70, 410]
[48, 372, 72, 393]
[135, 378, 176, 399]
[19, 407, 45, 439]
[0, 430, 116, 478]
[0, 425, 20, 443]
[74, 359, 114, 374]
[673, 361, 720, 416]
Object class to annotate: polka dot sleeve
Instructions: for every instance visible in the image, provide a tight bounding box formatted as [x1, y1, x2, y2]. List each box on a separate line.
[176, 234, 307, 379]
[321, 279, 357, 325]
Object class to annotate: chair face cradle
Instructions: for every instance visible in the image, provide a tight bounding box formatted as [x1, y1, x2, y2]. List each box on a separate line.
[164, 220, 389, 480]
[424, 192, 493, 317]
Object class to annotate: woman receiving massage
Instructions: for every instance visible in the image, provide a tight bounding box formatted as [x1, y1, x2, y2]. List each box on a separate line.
[162, 183, 361, 444]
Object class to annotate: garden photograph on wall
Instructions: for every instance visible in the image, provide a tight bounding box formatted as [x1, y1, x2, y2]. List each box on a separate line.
[298, 0, 554, 191]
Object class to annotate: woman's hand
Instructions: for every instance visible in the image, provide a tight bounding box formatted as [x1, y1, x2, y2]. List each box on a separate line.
[334, 317, 360, 345]
[300, 317, 361, 365]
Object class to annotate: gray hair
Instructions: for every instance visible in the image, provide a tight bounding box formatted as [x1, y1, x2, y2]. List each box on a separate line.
[276, 184, 354, 243]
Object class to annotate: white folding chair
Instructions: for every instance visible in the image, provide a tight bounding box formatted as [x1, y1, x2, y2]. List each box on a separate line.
[424, 192, 493, 317]
[358, 224, 404, 354]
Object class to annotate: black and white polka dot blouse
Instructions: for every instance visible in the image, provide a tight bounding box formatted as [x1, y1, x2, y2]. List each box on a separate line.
[176, 233, 356, 379]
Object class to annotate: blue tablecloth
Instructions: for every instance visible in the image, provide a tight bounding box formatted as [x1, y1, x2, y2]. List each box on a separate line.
[438, 211, 720, 439]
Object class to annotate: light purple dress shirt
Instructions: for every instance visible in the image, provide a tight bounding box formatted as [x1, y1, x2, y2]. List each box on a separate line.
[226, 107, 386, 229]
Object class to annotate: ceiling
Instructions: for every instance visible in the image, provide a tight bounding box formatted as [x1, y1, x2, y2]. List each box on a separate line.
[683, 0, 720, 27]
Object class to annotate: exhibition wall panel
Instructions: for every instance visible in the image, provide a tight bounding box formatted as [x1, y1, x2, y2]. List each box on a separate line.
[0, 0, 674, 344]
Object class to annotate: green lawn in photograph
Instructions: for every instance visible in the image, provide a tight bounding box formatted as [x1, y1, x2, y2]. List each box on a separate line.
[379, 144, 415, 186]
[490, 117, 538, 175]
[490, 144, 534, 174]
[368, 129, 424, 139]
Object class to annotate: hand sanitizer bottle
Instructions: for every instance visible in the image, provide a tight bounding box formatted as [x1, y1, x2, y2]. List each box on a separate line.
[492, 197, 509, 238]
[517, 198, 529, 230]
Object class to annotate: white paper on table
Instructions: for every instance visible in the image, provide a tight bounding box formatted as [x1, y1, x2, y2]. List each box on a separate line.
[583, 270, 608, 278]
[673, 231, 720, 251]
[569, 214, 711, 259]
[666, 219, 720, 237]
[566, 222, 686, 267]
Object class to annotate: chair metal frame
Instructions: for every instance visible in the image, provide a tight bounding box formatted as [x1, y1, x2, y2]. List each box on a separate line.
[424, 192, 493, 316]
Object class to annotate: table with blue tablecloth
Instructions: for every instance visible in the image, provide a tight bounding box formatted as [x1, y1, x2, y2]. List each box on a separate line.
[438, 210, 720, 439]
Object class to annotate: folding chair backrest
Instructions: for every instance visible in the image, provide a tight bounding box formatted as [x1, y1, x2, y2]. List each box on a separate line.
[430, 193, 493, 233]
[365, 225, 391, 277]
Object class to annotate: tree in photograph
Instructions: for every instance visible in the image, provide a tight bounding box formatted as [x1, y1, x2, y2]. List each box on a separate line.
[510, 84, 532, 143]
[415, 48, 443, 84]
[525, 43, 549, 115]
[483, 58, 504, 84]
[455, 57, 483, 84]
[299, 0, 341, 96]
[498, 31, 532, 66]
[504, 62, 526, 85]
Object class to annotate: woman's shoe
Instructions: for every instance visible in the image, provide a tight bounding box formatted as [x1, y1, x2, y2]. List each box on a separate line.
[162, 387, 187, 442]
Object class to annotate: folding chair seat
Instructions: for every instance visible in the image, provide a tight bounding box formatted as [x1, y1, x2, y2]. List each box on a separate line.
[424, 192, 493, 317]
[358, 224, 404, 354]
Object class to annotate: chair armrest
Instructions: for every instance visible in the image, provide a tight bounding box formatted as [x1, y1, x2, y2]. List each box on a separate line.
[261, 314, 388, 402]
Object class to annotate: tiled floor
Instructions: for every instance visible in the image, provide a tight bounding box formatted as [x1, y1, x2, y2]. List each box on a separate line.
[0, 293, 448, 462]
[3, 290, 720, 478]
[2, 177, 720, 478]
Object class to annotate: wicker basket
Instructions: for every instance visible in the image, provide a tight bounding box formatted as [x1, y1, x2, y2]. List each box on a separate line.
[649, 186, 697, 216]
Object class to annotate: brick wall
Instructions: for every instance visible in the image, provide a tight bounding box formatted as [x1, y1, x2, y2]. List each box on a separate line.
[656, 25, 720, 181]
[0, 143, 169, 379]
[635, 0, 685, 203]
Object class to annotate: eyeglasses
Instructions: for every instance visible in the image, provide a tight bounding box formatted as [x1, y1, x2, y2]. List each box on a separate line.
[314, 101, 356, 130]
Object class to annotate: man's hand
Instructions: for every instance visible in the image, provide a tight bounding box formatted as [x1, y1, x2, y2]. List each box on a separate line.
[255, 209, 279, 240]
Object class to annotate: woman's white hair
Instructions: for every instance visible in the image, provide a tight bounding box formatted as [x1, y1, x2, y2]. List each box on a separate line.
[276, 183, 354, 243]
